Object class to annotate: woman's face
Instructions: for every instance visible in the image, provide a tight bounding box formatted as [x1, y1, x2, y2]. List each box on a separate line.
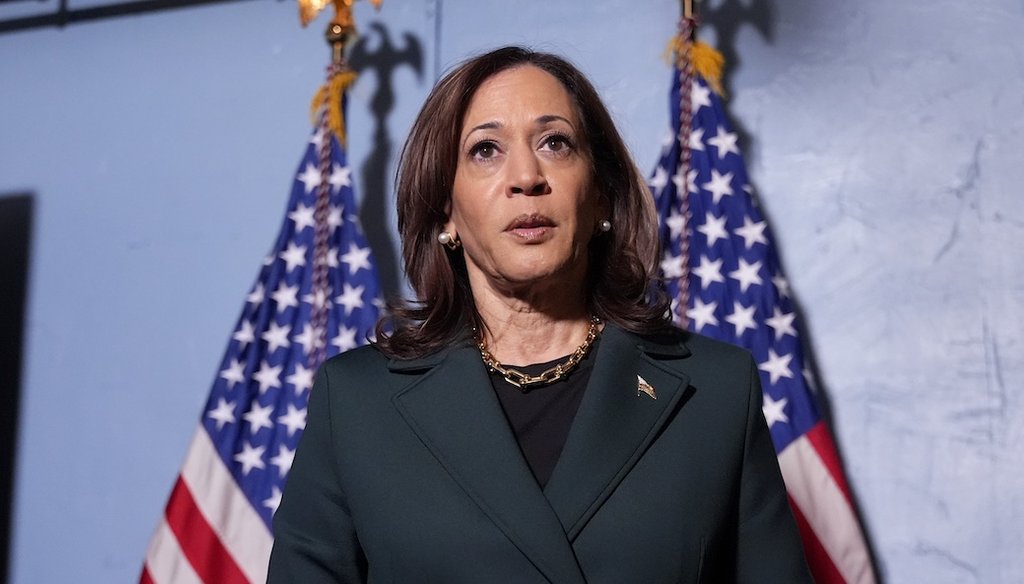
[447, 65, 604, 293]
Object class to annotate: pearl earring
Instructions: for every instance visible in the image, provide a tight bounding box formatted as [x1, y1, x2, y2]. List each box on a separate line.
[598, 219, 612, 233]
[438, 231, 461, 250]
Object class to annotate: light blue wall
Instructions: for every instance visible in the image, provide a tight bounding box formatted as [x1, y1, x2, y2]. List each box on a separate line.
[1, 0, 1021, 582]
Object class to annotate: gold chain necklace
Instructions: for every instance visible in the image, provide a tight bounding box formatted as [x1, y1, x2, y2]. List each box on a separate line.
[476, 316, 601, 391]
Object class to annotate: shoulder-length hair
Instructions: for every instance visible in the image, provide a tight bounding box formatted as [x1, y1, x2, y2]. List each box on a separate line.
[374, 46, 669, 360]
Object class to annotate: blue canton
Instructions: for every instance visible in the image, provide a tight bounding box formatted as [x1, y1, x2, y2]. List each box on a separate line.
[650, 71, 821, 453]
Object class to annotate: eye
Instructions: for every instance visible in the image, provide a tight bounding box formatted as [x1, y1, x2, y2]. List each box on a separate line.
[541, 133, 574, 155]
[469, 140, 500, 161]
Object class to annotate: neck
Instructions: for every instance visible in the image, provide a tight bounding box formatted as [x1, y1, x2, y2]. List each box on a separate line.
[469, 272, 594, 366]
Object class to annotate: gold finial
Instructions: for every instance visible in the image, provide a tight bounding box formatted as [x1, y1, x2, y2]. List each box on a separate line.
[299, 0, 383, 63]
[299, 0, 382, 29]
[683, 0, 693, 19]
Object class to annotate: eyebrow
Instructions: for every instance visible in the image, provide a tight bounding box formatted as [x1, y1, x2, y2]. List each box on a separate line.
[463, 115, 576, 144]
[535, 114, 573, 127]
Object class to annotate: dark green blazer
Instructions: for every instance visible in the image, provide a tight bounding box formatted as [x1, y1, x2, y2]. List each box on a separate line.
[268, 324, 812, 583]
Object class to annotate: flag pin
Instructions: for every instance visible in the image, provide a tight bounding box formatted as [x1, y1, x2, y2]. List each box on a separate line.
[637, 375, 657, 400]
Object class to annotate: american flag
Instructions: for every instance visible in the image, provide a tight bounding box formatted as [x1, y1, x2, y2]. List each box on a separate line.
[651, 47, 876, 584]
[140, 119, 383, 583]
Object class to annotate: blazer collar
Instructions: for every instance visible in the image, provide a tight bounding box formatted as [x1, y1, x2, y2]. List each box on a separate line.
[542, 324, 693, 539]
[391, 342, 586, 584]
[389, 323, 694, 576]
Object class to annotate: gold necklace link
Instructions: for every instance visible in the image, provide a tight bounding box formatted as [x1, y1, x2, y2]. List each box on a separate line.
[477, 317, 601, 391]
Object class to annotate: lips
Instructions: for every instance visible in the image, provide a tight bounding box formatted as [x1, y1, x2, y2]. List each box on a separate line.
[505, 213, 556, 231]
[505, 213, 556, 242]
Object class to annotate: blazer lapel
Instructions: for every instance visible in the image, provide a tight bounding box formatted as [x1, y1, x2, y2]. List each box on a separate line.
[391, 345, 586, 584]
[543, 325, 693, 540]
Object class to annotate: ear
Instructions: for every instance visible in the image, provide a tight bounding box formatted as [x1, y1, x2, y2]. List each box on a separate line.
[443, 198, 457, 236]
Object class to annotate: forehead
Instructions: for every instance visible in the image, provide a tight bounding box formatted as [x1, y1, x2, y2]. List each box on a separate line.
[461, 65, 578, 130]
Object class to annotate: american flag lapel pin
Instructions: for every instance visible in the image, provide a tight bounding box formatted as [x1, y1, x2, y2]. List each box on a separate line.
[636, 375, 657, 399]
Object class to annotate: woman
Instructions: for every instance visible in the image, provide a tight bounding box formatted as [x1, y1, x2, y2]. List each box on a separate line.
[268, 47, 812, 583]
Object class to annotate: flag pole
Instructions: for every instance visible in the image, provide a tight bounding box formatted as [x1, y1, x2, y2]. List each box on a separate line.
[297, 0, 381, 368]
[674, 0, 698, 327]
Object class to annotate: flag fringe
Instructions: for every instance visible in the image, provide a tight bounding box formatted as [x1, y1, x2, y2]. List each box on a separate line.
[309, 70, 358, 145]
[665, 39, 726, 97]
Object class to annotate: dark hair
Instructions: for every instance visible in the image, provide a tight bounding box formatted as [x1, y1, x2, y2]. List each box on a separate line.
[374, 46, 669, 359]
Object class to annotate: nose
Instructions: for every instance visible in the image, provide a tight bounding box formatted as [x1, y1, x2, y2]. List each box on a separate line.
[506, 148, 548, 197]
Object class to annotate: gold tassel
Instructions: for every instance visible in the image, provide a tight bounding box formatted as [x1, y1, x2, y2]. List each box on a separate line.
[664, 38, 727, 97]
[308, 70, 358, 146]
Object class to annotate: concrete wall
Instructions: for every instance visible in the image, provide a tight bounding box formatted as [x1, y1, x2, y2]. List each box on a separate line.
[1, 0, 1021, 581]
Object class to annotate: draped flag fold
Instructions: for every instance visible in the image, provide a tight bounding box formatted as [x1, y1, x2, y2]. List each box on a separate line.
[141, 76, 383, 584]
[650, 40, 877, 584]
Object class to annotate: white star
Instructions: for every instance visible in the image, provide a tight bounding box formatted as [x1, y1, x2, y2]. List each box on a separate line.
[252, 361, 283, 394]
[246, 283, 264, 305]
[766, 306, 797, 341]
[269, 444, 296, 478]
[262, 321, 292, 353]
[724, 301, 757, 337]
[759, 349, 794, 385]
[272, 282, 300, 311]
[243, 402, 274, 433]
[660, 252, 686, 279]
[289, 203, 316, 232]
[332, 325, 359, 352]
[219, 359, 245, 390]
[234, 442, 266, 476]
[279, 242, 308, 272]
[691, 81, 712, 111]
[671, 166, 687, 194]
[665, 210, 686, 240]
[686, 298, 718, 332]
[735, 216, 767, 249]
[691, 255, 725, 289]
[286, 363, 315, 395]
[729, 258, 763, 293]
[772, 274, 791, 298]
[340, 243, 372, 275]
[702, 169, 734, 204]
[326, 247, 340, 268]
[277, 403, 307, 437]
[297, 163, 321, 195]
[762, 393, 789, 428]
[264, 487, 283, 514]
[696, 212, 728, 247]
[707, 125, 740, 159]
[688, 127, 705, 152]
[649, 165, 668, 194]
[328, 205, 344, 230]
[309, 128, 325, 150]
[330, 163, 351, 191]
[335, 283, 365, 316]
[233, 320, 255, 349]
[803, 367, 818, 393]
[687, 169, 699, 194]
[293, 323, 323, 356]
[207, 398, 236, 430]
[302, 286, 332, 310]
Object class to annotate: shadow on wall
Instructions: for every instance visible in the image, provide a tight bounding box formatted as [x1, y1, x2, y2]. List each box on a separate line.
[698, 0, 774, 164]
[349, 23, 424, 300]
[0, 194, 33, 584]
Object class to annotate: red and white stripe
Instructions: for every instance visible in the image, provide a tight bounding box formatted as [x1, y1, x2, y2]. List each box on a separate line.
[142, 428, 273, 584]
[779, 422, 876, 584]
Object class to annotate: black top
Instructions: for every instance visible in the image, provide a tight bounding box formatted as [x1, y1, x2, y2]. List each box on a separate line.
[488, 339, 599, 488]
